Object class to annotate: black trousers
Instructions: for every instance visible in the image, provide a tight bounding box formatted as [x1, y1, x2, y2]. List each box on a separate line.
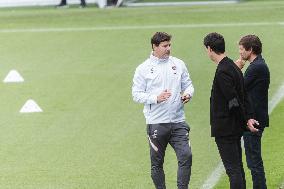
[147, 122, 192, 189]
[215, 135, 246, 189]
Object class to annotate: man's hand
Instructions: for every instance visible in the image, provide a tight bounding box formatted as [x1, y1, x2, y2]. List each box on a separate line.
[181, 93, 191, 104]
[235, 57, 246, 70]
[247, 119, 259, 132]
[157, 89, 171, 103]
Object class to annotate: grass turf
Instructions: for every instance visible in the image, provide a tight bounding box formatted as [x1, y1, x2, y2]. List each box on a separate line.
[0, 1, 283, 188]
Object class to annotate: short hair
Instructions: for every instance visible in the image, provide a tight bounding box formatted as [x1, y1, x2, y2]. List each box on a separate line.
[203, 32, 225, 54]
[151, 32, 172, 48]
[239, 35, 262, 55]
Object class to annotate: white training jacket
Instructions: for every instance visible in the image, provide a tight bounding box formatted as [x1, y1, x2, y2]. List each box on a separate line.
[132, 53, 194, 124]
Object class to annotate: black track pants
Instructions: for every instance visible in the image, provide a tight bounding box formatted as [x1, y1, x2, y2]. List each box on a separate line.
[147, 122, 192, 189]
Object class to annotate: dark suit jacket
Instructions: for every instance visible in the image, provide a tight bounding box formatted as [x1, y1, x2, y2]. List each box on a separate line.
[210, 57, 252, 137]
[244, 55, 270, 129]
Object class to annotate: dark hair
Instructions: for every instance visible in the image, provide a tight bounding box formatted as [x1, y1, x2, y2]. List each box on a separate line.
[203, 32, 225, 54]
[239, 35, 262, 55]
[151, 32, 172, 49]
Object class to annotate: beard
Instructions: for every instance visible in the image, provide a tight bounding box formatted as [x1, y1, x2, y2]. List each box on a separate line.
[241, 55, 249, 61]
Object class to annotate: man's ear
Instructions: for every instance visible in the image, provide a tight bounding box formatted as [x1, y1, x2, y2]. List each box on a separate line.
[248, 47, 253, 54]
[152, 44, 158, 51]
[207, 46, 212, 52]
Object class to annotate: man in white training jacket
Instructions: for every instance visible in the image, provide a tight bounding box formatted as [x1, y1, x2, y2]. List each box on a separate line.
[132, 32, 194, 189]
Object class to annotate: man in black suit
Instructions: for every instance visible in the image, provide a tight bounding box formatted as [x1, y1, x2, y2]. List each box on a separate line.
[236, 35, 270, 189]
[203, 32, 259, 189]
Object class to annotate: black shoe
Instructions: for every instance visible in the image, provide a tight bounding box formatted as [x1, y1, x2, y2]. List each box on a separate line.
[56, 3, 69, 8]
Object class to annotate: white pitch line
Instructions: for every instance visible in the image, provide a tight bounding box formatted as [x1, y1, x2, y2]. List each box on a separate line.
[201, 81, 284, 189]
[268, 81, 284, 114]
[0, 22, 283, 33]
[125, 0, 238, 7]
[200, 162, 224, 189]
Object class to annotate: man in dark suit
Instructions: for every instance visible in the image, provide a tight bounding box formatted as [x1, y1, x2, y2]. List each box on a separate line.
[203, 32, 259, 189]
[236, 35, 270, 189]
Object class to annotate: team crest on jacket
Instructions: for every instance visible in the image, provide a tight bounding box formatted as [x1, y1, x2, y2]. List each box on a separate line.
[172, 66, 177, 74]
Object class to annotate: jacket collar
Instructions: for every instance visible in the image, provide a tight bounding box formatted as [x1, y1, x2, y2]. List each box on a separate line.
[150, 52, 169, 64]
[251, 54, 262, 64]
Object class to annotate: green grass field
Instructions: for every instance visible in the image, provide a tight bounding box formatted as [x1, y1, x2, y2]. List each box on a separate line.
[0, 1, 283, 188]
